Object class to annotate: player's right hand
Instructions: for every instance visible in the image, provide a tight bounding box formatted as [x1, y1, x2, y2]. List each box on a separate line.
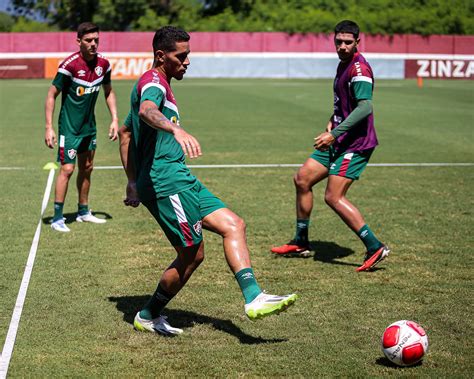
[124, 181, 140, 207]
[325, 120, 333, 132]
[173, 128, 202, 159]
[45, 128, 57, 149]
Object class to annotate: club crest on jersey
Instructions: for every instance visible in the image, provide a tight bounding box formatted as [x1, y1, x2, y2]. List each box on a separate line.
[193, 220, 202, 235]
[95, 66, 103, 76]
[67, 149, 77, 159]
[170, 116, 179, 125]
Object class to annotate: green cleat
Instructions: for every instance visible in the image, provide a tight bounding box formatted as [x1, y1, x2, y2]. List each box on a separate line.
[245, 292, 297, 320]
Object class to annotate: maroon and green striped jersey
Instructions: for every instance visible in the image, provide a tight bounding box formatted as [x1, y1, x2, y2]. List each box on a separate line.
[125, 69, 197, 200]
[52, 52, 111, 137]
[332, 52, 378, 152]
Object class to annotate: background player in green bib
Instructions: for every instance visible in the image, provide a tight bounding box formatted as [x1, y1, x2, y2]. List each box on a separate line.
[271, 20, 390, 272]
[44, 22, 119, 232]
[118, 26, 297, 335]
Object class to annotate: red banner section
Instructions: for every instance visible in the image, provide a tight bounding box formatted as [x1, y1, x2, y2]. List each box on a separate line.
[405, 59, 474, 79]
[1, 32, 473, 79]
[1, 32, 473, 54]
[0, 58, 44, 78]
[44, 55, 154, 79]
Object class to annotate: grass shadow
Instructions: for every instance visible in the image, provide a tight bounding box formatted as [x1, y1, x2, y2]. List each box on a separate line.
[375, 356, 423, 368]
[272, 240, 386, 271]
[43, 211, 112, 225]
[108, 295, 287, 345]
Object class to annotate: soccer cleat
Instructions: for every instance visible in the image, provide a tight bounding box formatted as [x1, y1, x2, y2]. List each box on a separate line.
[76, 210, 106, 224]
[245, 292, 297, 320]
[51, 219, 70, 232]
[133, 312, 183, 336]
[356, 245, 391, 272]
[271, 241, 311, 257]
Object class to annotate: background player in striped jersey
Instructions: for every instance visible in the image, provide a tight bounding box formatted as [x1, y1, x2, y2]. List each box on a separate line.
[271, 20, 390, 272]
[119, 26, 296, 335]
[45, 22, 119, 232]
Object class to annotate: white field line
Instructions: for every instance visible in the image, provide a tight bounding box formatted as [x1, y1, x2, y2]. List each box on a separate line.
[0, 163, 472, 171]
[0, 168, 56, 379]
[92, 163, 474, 170]
[1, 52, 473, 60]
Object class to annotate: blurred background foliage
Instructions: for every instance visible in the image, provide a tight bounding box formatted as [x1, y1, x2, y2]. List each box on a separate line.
[1, 0, 473, 34]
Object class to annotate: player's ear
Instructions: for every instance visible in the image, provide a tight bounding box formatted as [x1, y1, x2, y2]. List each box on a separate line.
[76, 38, 81, 46]
[154, 50, 166, 64]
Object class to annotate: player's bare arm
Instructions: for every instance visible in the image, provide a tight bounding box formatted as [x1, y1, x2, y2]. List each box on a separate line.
[139, 99, 202, 159]
[103, 83, 119, 141]
[325, 117, 333, 132]
[44, 85, 60, 148]
[118, 125, 140, 207]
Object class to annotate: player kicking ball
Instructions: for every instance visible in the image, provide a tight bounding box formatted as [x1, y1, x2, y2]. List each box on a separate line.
[119, 26, 297, 335]
[271, 20, 390, 272]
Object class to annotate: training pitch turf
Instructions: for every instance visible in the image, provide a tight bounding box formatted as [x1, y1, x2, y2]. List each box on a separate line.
[0, 78, 473, 377]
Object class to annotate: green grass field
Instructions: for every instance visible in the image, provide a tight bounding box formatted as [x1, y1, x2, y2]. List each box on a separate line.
[0, 78, 473, 377]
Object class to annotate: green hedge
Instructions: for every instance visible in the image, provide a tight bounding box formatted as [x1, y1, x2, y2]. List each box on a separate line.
[5, 0, 474, 35]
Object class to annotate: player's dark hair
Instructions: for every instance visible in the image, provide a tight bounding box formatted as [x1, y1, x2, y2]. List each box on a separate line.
[152, 26, 190, 54]
[77, 22, 99, 39]
[334, 20, 360, 39]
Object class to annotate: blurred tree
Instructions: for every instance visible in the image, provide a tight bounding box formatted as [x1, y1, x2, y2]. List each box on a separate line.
[11, 15, 58, 31]
[6, 0, 474, 34]
[0, 12, 15, 31]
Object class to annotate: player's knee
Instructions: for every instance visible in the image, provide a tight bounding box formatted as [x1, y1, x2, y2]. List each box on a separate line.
[324, 191, 339, 208]
[226, 214, 246, 235]
[60, 165, 75, 178]
[294, 171, 311, 191]
[194, 248, 205, 266]
[81, 163, 94, 175]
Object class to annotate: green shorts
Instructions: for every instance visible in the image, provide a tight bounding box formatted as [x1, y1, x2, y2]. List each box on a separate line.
[57, 133, 97, 164]
[310, 147, 374, 180]
[142, 180, 226, 247]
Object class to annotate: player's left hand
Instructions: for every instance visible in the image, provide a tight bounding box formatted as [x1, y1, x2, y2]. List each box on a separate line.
[109, 120, 119, 141]
[124, 181, 140, 207]
[314, 132, 335, 151]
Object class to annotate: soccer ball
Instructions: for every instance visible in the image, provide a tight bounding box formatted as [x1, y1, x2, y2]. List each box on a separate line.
[381, 320, 429, 366]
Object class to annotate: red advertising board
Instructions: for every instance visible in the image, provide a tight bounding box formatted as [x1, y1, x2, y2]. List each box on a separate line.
[405, 59, 474, 79]
[0, 58, 44, 78]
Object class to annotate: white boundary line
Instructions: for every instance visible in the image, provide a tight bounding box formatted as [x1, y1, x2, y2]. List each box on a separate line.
[0, 168, 56, 379]
[0, 163, 472, 171]
[92, 163, 474, 170]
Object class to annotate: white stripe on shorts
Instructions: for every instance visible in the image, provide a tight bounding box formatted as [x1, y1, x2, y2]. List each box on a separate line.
[169, 194, 187, 224]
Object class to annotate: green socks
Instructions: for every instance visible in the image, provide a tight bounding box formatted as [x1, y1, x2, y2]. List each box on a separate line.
[140, 284, 175, 320]
[235, 268, 262, 304]
[78, 203, 89, 216]
[295, 219, 310, 245]
[357, 224, 383, 253]
[53, 202, 64, 222]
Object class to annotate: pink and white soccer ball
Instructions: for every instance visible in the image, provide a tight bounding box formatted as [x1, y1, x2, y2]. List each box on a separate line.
[381, 320, 429, 366]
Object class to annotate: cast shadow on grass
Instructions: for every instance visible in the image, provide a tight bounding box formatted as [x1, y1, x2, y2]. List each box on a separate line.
[375, 357, 423, 369]
[109, 295, 287, 345]
[43, 211, 112, 225]
[273, 240, 386, 271]
[274, 240, 357, 266]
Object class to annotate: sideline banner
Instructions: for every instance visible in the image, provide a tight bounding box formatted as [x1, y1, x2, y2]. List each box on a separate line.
[0, 58, 44, 78]
[45, 55, 154, 79]
[1, 54, 473, 80]
[405, 59, 474, 79]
